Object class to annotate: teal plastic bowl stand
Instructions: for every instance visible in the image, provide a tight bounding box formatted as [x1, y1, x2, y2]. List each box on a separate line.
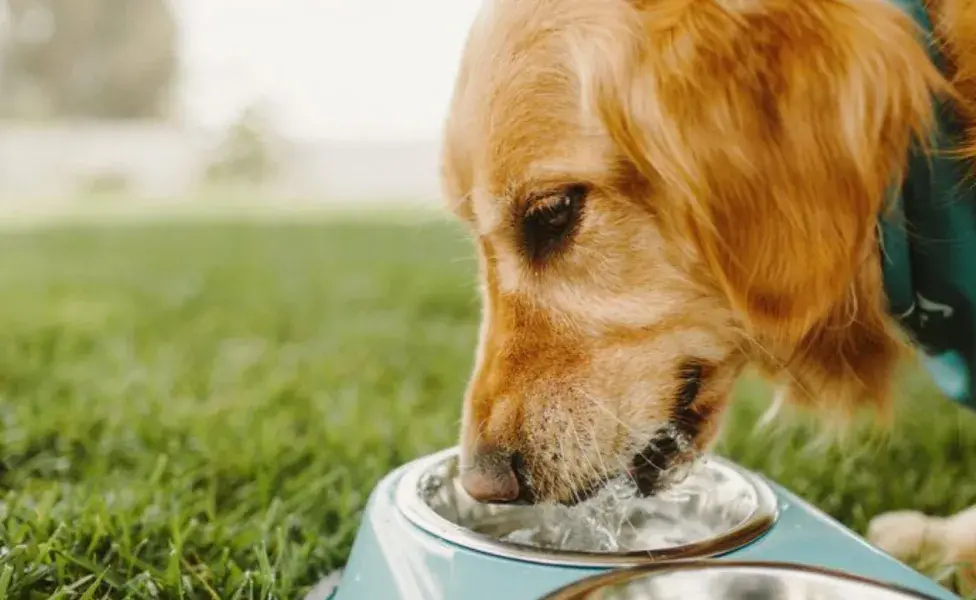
[327, 454, 959, 600]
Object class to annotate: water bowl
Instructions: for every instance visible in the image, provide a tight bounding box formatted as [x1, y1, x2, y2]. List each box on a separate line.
[396, 447, 778, 566]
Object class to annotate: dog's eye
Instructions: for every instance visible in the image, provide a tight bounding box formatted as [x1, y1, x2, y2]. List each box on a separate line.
[676, 361, 705, 409]
[521, 184, 588, 263]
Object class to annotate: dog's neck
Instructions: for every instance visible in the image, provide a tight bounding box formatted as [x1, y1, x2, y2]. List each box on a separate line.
[880, 0, 976, 408]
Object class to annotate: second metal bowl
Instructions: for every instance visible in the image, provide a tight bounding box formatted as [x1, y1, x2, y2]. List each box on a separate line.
[541, 560, 944, 599]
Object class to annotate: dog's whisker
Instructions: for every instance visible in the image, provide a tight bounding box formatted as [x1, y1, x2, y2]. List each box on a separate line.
[587, 422, 614, 485]
[580, 420, 611, 493]
[556, 433, 582, 505]
[568, 416, 600, 492]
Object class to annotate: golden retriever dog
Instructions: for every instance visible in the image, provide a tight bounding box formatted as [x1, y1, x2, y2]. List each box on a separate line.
[439, 0, 976, 592]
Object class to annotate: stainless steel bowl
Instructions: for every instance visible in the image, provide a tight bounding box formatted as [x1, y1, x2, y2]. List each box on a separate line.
[541, 561, 943, 599]
[394, 447, 778, 567]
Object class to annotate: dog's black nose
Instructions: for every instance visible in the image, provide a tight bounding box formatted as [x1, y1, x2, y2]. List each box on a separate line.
[460, 447, 532, 504]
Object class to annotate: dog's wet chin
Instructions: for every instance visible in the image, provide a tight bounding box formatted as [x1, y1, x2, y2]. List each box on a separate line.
[629, 455, 672, 497]
[629, 436, 693, 497]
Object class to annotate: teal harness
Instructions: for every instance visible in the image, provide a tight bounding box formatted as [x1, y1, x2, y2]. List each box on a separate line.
[881, 0, 976, 409]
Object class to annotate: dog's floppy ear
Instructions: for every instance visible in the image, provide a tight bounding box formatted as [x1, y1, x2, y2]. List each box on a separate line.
[599, 0, 944, 345]
[928, 0, 976, 157]
[589, 0, 950, 413]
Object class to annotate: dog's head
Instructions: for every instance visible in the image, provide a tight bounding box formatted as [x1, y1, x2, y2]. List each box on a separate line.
[442, 0, 944, 504]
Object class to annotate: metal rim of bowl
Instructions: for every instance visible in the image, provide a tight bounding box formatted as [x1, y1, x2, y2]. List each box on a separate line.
[394, 447, 780, 568]
[539, 560, 944, 599]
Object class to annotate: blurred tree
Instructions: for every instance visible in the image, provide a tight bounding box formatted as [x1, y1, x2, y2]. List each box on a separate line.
[0, 0, 178, 119]
[205, 105, 281, 186]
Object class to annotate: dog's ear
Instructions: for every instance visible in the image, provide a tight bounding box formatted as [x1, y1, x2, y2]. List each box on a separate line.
[598, 0, 944, 345]
[752, 255, 913, 416]
[594, 0, 948, 410]
[927, 0, 976, 157]
[589, 0, 948, 413]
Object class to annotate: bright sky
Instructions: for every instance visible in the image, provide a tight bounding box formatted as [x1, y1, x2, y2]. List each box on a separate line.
[173, 0, 483, 141]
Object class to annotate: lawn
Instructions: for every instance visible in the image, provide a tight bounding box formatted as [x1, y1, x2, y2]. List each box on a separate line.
[0, 217, 973, 599]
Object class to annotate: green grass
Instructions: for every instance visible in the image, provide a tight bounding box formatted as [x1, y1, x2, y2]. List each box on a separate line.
[0, 218, 973, 599]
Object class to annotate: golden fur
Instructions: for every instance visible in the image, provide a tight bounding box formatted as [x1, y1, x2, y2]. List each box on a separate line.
[442, 0, 975, 590]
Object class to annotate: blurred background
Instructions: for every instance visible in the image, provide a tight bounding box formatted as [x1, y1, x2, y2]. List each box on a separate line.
[0, 0, 479, 218]
[0, 1, 972, 599]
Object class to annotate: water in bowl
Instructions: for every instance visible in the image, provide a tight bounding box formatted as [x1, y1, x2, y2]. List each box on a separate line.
[419, 455, 760, 554]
